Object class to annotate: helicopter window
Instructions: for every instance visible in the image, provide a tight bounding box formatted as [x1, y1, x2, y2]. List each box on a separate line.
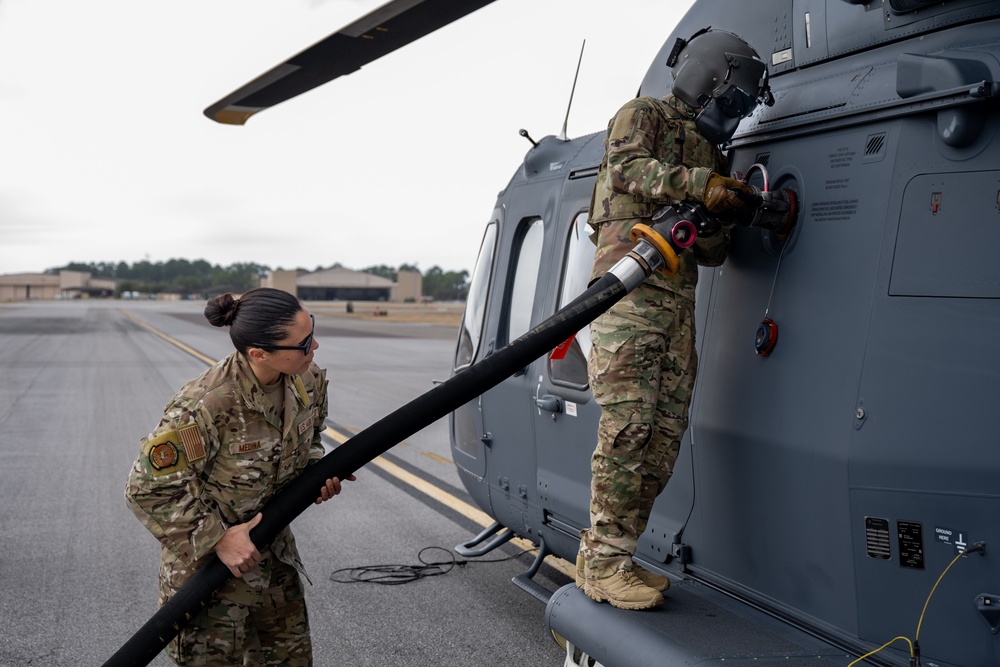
[455, 221, 498, 370]
[550, 212, 596, 389]
[505, 218, 545, 345]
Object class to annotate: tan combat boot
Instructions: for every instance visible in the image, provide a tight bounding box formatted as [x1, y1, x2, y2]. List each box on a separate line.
[577, 555, 670, 593]
[585, 567, 664, 610]
[634, 564, 670, 592]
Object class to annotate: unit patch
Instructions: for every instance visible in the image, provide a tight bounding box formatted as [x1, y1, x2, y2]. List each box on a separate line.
[143, 430, 189, 477]
[179, 424, 206, 462]
[149, 442, 179, 470]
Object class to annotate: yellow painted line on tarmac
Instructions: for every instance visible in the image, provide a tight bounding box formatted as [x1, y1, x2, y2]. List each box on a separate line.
[323, 426, 351, 445]
[120, 309, 216, 365]
[124, 310, 573, 580]
[322, 425, 492, 524]
[421, 451, 453, 466]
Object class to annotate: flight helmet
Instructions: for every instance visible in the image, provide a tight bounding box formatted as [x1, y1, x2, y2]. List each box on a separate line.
[667, 28, 773, 144]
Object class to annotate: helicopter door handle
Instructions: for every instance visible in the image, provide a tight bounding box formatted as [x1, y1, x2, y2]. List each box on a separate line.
[535, 395, 562, 413]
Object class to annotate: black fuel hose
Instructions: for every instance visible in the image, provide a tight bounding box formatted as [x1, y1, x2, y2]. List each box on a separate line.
[103, 269, 631, 667]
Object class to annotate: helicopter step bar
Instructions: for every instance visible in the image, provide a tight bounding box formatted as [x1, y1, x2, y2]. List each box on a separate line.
[454, 520, 515, 557]
[510, 537, 555, 604]
[456, 521, 557, 603]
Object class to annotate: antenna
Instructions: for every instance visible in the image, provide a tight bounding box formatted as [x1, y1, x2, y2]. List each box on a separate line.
[558, 39, 586, 141]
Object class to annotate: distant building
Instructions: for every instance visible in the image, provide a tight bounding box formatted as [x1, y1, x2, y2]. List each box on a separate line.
[0, 271, 116, 301]
[262, 267, 422, 302]
[267, 270, 299, 297]
[393, 269, 422, 302]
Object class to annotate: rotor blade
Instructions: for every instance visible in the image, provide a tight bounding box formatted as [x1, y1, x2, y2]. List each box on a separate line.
[204, 0, 497, 125]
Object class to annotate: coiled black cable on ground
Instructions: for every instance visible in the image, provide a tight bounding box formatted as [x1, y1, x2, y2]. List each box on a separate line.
[329, 545, 529, 586]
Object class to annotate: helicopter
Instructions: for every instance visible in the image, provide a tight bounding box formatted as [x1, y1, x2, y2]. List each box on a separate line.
[202, 1, 1000, 665]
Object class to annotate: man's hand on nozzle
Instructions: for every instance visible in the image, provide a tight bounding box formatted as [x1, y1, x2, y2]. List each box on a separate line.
[751, 189, 797, 235]
[703, 173, 755, 214]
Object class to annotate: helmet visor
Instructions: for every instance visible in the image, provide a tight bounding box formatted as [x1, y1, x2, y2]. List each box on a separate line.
[713, 85, 759, 119]
[695, 86, 759, 143]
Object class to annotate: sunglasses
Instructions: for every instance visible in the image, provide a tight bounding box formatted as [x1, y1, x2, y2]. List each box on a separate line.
[256, 314, 315, 354]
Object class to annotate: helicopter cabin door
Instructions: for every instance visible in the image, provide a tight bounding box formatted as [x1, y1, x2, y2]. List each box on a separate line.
[529, 210, 604, 557]
[476, 212, 548, 536]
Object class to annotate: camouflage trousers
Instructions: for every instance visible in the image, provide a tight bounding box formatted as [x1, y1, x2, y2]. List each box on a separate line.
[167, 557, 312, 666]
[579, 283, 697, 579]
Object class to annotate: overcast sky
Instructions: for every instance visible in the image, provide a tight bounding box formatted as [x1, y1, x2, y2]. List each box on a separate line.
[0, 0, 694, 276]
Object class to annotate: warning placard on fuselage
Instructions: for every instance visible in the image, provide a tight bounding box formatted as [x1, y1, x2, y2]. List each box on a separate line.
[897, 520, 925, 569]
[934, 525, 970, 554]
[865, 517, 891, 560]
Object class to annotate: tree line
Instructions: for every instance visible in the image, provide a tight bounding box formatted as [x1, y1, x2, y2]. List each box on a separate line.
[49, 259, 469, 301]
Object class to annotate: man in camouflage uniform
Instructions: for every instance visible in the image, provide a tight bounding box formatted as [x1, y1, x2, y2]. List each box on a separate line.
[127, 291, 346, 665]
[576, 29, 772, 610]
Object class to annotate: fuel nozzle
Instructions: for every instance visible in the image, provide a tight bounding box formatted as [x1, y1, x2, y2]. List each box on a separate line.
[739, 188, 798, 238]
[628, 200, 711, 277]
[728, 163, 799, 238]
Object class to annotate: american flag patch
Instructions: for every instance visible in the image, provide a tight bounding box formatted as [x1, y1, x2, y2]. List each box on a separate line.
[179, 424, 207, 462]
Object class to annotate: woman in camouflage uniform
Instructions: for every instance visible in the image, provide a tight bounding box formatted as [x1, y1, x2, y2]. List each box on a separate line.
[126, 287, 351, 665]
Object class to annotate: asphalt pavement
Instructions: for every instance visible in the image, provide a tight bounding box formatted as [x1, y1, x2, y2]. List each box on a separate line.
[0, 299, 569, 667]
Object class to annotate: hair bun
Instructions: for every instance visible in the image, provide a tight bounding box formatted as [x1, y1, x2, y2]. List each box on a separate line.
[204, 292, 240, 328]
[222, 295, 240, 326]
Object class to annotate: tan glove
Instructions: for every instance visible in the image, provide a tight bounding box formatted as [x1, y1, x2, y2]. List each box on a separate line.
[703, 173, 752, 214]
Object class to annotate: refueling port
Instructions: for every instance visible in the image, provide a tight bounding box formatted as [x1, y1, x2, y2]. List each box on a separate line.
[761, 174, 801, 256]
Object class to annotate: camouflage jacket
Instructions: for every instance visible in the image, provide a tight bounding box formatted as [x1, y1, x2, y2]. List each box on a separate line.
[588, 94, 731, 302]
[125, 352, 328, 596]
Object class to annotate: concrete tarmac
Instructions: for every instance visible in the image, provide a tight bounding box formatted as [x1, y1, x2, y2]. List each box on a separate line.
[0, 300, 569, 667]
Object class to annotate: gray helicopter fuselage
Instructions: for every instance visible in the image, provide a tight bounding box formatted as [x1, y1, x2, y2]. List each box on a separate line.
[450, 1, 1000, 665]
